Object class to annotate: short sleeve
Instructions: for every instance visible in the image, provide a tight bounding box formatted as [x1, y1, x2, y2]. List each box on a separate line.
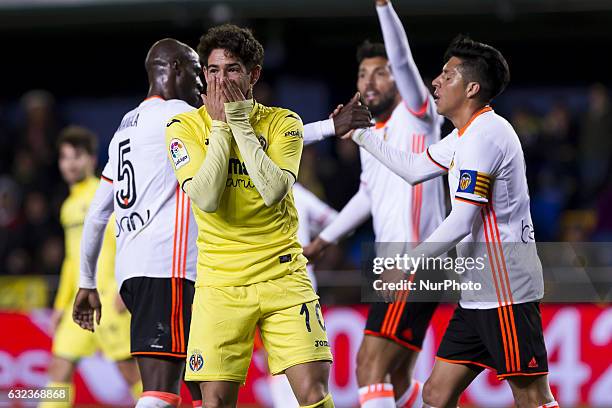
[165, 115, 206, 191]
[267, 111, 304, 181]
[454, 135, 503, 206]
[426, 131, 457, 171]
[101, 138, 115, 183]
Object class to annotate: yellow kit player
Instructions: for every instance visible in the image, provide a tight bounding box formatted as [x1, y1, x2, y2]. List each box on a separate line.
[42, 126, 141, 407]
[166, 24, 334, 408]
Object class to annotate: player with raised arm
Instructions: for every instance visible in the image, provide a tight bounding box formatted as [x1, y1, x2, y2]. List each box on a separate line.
[166, 24, 334, 408]
[351, 34, 559, 408]
[41, 126, 141, 408]
[305, 1, 446, 405]
[72, 39, 204, 408]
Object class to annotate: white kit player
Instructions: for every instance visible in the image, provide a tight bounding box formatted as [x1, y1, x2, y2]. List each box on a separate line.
[73, 39, 204, 408]
[305, 1, 446, 406]
[351, 32, 559, 408]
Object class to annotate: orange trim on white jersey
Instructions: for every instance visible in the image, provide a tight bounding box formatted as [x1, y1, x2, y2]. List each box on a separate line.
[406, 98, 429, 119]
[412, 134, 425, 243]
[458, 106, 493, 136]
[143, 95, 164, 102]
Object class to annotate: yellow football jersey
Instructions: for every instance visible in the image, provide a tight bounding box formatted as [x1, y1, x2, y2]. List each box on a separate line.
[166, 101, 307, 287]
[55, 177, 117, 311]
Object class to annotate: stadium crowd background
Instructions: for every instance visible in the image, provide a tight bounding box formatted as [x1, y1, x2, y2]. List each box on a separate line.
[1, 0, 612, 304]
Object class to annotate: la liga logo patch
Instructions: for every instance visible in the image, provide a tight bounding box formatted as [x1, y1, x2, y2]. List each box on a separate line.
[189, 349, 204, 372]
[169, 138, 190, 169]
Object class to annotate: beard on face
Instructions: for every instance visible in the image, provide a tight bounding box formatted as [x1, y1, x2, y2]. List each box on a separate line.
[365, 89, 397, 117]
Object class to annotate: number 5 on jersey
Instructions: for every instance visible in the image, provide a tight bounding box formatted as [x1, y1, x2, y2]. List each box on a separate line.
[116, 139, 137, 209]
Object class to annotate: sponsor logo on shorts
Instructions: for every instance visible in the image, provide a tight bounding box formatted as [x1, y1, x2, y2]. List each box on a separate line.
[169, 138, 190, 169]
[528, 356, 538, 368]
[314, 340, 329, 348]
[189, 349, 204, 371]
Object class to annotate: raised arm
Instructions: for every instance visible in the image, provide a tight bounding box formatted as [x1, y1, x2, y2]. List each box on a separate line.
[376, 0, 432, 118]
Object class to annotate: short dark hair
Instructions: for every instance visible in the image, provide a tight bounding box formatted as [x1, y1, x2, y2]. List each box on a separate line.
[444, 34, 510, 103]
[356, 40, 387, 65]
[57, 125, 98, 156]
[197, 24, 264, 71]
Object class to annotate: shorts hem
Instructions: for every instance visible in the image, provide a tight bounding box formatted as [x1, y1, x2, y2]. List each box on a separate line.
[497, 371, 549, 380]
[434, 356, 495, 372]
[132, 351, 186, 358]
[184, 374, 245, 384]
[52, 353, 84, 362]
[364, 330, 422, 352]
[270, 356, 333, 376]
[105, 353, 133, 362]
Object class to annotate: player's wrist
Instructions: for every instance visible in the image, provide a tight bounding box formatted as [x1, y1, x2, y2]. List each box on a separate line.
[322, 118, 336, 138]
[224, 99, 253, 119]
[351, 128, 369, 145]
[315, 236, 331, 249]
[212, 120, 230, 130]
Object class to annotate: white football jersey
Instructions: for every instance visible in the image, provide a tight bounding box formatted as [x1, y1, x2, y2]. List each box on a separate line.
[293, 183, 337, 289]
[101, 96, 197, 286]
[361, 100, 445, 244]
[427, 106, 544, 308]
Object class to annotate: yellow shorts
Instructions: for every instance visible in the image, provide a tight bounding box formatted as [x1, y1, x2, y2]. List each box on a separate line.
[52, 295, 131, 362]
[185, 270, 333, 383]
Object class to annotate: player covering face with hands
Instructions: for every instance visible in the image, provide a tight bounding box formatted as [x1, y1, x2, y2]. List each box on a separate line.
[165, 24, 334, 408]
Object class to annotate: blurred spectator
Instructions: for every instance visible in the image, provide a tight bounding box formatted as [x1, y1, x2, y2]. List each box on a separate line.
[593, 181, 612, 240]
[512, 107, 542, 188]
[539, 102, 579, 204]
[1, 90, 65, 277]
[578, 83, 612, 205]
[20, 90, 58, 167]
[559, 210, 597, 242]
[14, 90, 63, 194]
[0, 176, 26, 274]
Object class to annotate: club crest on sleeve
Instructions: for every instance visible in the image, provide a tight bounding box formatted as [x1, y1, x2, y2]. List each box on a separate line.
[169, 138, 190, 169]
[457, 169, 491, 198]
[189, 349, 204, 372]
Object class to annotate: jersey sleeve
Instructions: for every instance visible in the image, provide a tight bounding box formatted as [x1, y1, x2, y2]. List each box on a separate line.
[268, 110, 304, 181]
[426, 131, 456, 171]
[101, 138, 115, 182]
[165, 115, 206, 191]
[377, 2, 433, 120]
[454, 135, 503, 206]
